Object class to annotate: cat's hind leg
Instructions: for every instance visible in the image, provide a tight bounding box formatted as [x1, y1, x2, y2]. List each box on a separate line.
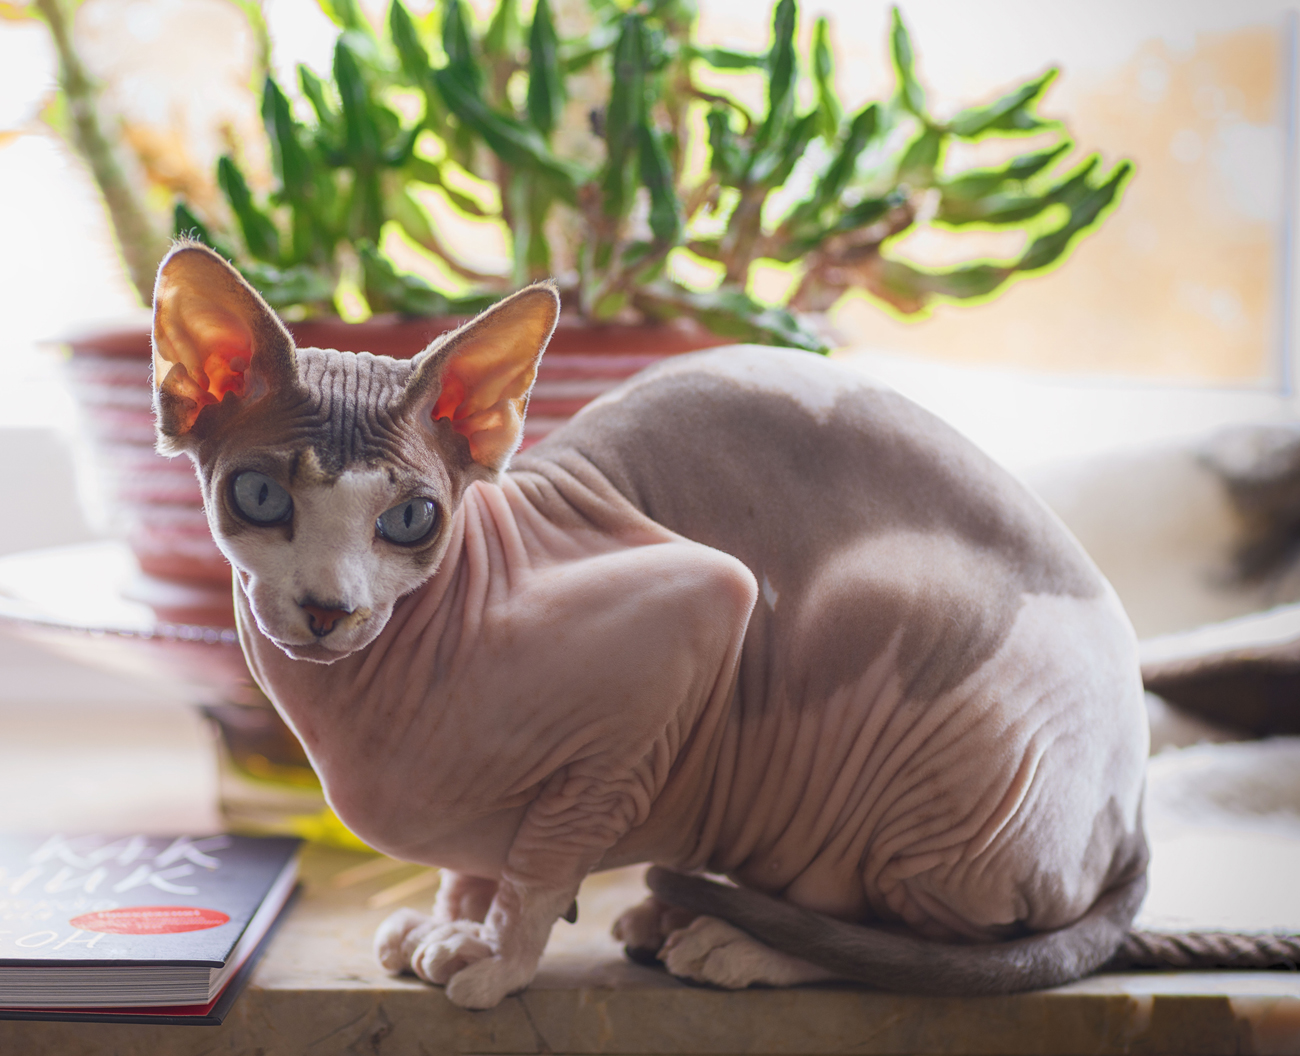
[612, 893, 697, 964]
[659, 916, 842, 989]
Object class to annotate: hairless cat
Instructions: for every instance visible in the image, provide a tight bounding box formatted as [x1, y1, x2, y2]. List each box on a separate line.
[151, 243, 1148, 1009]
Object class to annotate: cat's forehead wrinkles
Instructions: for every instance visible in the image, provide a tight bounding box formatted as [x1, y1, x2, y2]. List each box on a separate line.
[294, 348, 415, 471]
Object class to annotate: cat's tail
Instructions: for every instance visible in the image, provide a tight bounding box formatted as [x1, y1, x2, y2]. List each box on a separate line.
[645, 865, 1147, 995]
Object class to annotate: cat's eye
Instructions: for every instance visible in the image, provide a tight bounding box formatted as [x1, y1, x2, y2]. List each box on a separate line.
[376, 498, 438, 545]
[231, 471, 292, 525]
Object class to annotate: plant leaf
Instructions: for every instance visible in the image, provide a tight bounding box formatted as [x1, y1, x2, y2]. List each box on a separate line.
[601, 13, 647, 219]
[335, 39, 388, 242]
[883, 158, 1132, 311]
[347, 168, 386, 242]
[299, 64, 336, 127]
[389, 0, 431, 85]
[939, 141, 1070, 201]
[896, 125, 942, 187]
[316, 0, 369, 32]
[935, 189, 1061, 227]
[483, 0, 522, 62]
[638, 121, 684, 244]
[387, 184, 436, 247]
[334, 37, 380, 167]
[779, 187, 907, 258]
[503, 172, 553, 284]
[937, 153, 1098, 227]
[877, 258, 1010, 310]
[783, 102, 879, 237]
[980, 109, 1055, 135]
[811, 16, 840, 139]
[830, 188, 907, 234]
[527, 0, 563, 136]
[172, 201, 212, 244]
[755, 0, 797, 153]
[442, 0, 481, 90]
[1018, 159, 1131, 271]
[404, 156, 490, 216]
[751, 108, 818, 189]
[382, 123, 421, 167]
[707, 106, 744, 183]
[637, 282, 828, 351]
[822, 103, 879, 194]
[524, 180, 553, 279]
[433, 64, 582, 190]
[262, 77, 312, 203]
[947, 68, 1056, 138]
[217, 155, 280, 263]
[262, 76, 331, 263]
[338, 26, 385, 70]
[240, 260, 337, 309]
[685, 238, 724, 261]
[358, 240, 452, 315]
[689, 44, 767, 70]
[890, 6, 925, 118]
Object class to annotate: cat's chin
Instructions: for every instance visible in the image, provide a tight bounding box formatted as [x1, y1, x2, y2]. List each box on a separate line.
[274, 639, 360, 664]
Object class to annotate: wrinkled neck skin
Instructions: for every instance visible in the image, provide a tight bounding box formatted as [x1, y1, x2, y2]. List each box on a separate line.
[235, 474, 754, 880]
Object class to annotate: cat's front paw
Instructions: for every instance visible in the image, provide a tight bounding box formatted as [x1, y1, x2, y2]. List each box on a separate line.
[408, 920, 495, 986]
[659, 916, 836, 989]
[373, 904, 544, 1009]
[374, 910, 491, 984]
[443, 949, 538, 1010]
[374, 907, 434, 974]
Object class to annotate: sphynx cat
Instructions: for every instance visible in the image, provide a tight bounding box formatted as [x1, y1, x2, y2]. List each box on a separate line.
[151, 243, 1149, 1009]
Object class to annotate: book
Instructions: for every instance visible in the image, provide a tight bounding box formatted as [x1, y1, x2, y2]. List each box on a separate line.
[0, 832, 300, 1025]
[0, 889, 299, 1026]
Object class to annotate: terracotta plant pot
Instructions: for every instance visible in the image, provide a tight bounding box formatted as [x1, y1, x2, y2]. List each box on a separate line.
[62, 314, 732, 627]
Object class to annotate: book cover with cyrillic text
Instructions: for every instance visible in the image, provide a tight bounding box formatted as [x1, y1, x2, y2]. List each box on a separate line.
[0, 832, 299, 1018]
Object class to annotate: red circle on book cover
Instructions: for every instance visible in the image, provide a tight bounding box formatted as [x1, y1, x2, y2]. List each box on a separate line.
[69, 906, 231, 934]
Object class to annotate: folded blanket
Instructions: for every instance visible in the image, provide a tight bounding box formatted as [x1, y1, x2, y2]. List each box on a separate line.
[1142, 603, 1300, 736]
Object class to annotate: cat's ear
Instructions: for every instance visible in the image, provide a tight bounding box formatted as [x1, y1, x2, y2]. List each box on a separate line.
[151, 242, 297, 445]
[403, 281, 560, 473]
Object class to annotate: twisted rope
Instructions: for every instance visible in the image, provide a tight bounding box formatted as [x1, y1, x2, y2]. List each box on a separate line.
[1105, 930, 1300, 971]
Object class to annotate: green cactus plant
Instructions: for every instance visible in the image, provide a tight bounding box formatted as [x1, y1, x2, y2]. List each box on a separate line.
[33, 0, 1131, 352]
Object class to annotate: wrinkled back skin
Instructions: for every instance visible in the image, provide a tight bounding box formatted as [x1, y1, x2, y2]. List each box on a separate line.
[525, 354, 1097, 706]
[150, 245, 1149, 1010]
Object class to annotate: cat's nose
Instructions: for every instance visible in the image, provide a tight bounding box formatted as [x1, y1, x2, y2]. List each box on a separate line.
[300, 600, 353, 638]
